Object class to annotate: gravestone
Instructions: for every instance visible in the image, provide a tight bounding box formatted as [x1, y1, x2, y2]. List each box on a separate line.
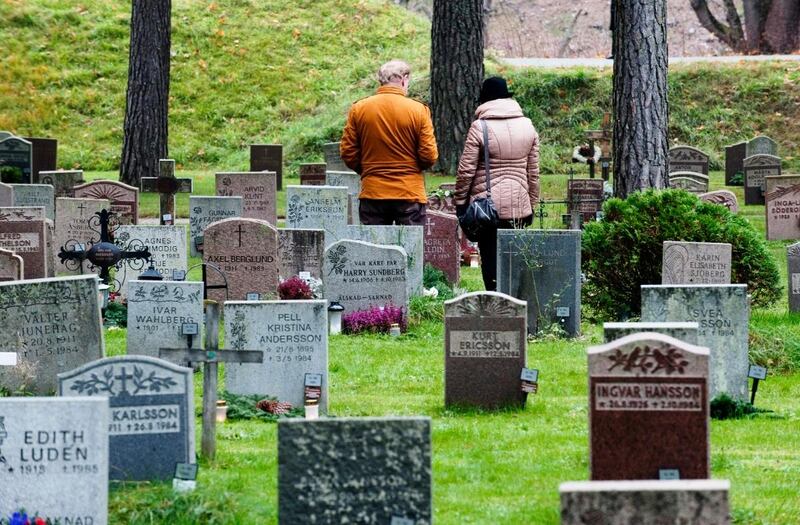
[603, 322, 699, 344]
[278, 417, 431, 525]
[250, 144, 283, 190]
[0, 182, 12, 206]
[0, 218, 48, 278]
[560, 480, 730, 525]
[215, 171, 277, 224]
[725, 141, 746, 186]
[10, 183, 55, 219]
[58, 355, 195, 481]
[788, 242, 800, 313]
[72, 180, 139, 225]
[423, 210, 460, 284]
[54, 197, 110, 273]
[699, 189, 739, 213]
[444, 292, 527, 409]
[225, 300, 328, 411]
[0, 206, 45, 221]
[497, 229, 581, 337]
[115, 225, 188, 297]
[0, 275, 104, 394]
[668, 171, 709, 194]
[567, 178, 604, 223]
[298, 163, 327, 186]
[39, 170, 83, 197]
[642, 284, 749, 400]
[203, 217, 278, 302]
[338, 224, 424, 296]
[764, 175, 800, 240]
[126, 281, 204, 357]
[668, 145, 710, 175]
[743, 154, 781, 205]
[747, 135, 778, 157]
[323, 240, 408, 313]
[188, 196, 242, 257]
[0, 248, 24, 281]
[0, 136, 33, 183]
[277, 228, 325, 280]
[23, 136, 58, 180]
[0, 397, 108, 524]
[0, 208, 52, 278]
[588, 333, 710, 480]
[662, 241, 732, 285]
[326, 170, 360, 224]
[285, 185, 349, 244]
[323, 141, 353, 172]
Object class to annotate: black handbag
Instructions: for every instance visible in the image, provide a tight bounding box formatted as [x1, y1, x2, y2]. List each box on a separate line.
[459, 119, 499, 242]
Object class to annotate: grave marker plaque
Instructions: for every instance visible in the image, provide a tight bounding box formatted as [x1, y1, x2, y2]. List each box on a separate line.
[0, 397, 109, 524]
[225, 300, 328, 411]
[589, 333, 710, 480]
[765, 175, 800, 240]
[10, 183, 55, 219]
[277, 228, 324, 280]
[497, 229, 581, 337]
[444, 292, 527, 409]
[788, 242, 800, 313]
[668, 145, 710, 175]
[0, 275, 104, 394]
[743, 154, 780, 205]
[278, 417, 432, 525]
[39, 170, 83, 198]
[59, 355, 196, 481]
[215, 171, 277, 224]
[642, 284, 749, 400]
[250, 144, 283, 190]
[567, 178, 604, 223]
[423, 211, 460, 284]
[188, 196, 242, 257]
[0, 136, 32, 183]
[662, 241, 732, 285]
[73, 180, 139, 225]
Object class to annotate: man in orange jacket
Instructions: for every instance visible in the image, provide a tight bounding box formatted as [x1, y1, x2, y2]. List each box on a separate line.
[340, 60, 438, 226]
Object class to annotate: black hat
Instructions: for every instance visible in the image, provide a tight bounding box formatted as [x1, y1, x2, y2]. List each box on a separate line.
[478, 76, 514, 104]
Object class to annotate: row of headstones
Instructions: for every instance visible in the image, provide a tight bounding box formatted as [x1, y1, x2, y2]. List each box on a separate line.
[0, 131, 58, 184]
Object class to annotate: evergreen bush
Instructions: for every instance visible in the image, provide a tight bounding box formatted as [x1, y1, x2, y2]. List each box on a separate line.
[582, 189, 781, 320]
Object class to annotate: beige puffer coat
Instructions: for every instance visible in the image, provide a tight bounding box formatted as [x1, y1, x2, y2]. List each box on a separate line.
[454, 98, 539, 220]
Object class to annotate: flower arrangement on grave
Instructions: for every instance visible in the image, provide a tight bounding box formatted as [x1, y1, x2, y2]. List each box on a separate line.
[219, 391, 303, 420]
[2, 511, 52, 525]
[571, 143, 600, 165]
[342, 304, 407, 335]
[278, 275, 314, 300]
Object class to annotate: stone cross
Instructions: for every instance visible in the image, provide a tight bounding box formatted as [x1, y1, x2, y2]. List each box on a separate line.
[139, 159, 193, 225]
[160, 302, 262, 460]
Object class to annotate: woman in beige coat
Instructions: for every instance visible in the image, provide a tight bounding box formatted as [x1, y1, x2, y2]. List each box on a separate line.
[455, 76, 540, 291]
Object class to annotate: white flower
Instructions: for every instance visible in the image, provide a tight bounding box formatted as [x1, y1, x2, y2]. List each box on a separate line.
[423, 287, 439, 298]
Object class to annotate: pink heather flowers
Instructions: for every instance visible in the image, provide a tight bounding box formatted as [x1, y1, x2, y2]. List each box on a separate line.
[342, 304, 407, 335]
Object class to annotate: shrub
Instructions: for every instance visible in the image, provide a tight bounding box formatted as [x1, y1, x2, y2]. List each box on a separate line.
[278, 276, 313, 300]
[422, 264, 454, 300]
[582, 189, 781, 320]
[342, 305, 407, 335]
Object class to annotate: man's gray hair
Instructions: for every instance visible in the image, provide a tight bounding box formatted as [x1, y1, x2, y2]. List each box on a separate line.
[377, 60, 411, 85]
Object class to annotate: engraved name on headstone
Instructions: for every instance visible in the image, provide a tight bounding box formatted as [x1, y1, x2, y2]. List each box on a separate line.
[188, 196, 243, 257]
[662, 241, 732, 285]
[215, 171, 277, 225]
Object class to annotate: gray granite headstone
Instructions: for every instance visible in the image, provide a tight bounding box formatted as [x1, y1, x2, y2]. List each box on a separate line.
[668, 171, 709, 194]
[444, 292, 527, 409]
[0, 275, 104, 394]
[325, 171, 360, 224]
[0, 136, 33, 183]
[603, 322, 699, 344]
[725, 141, 746, 186]
[668, 145, 710, 175]
[58, 355, 195, 481]
[746, 135, 778, 157]
[10, 183, 55, 219]
[0, 397, 109, 524]
[497, 229, 581, 337]
[560, 480, 730, 525]
[323, 141, 353, 172]
[789, 242, 800, 313]
[662, 241, 732, 285]
[641, 284, 749, 400]
[225, 300, 328, 411]
[285, 185, 349, 245]
[277, 228, 325, 280]
[323, 240, 408, 313]
[39, 170, 84, 197]
[115, 225, 188, 297]
[699, 189, 739, 213]
[0, 182, 12, 206]
[333, 224, 424, 296]
[54, 197, 109, 274]
[0, 206, 45, 221]
[188, 196, 243, 257]
[215, 171, 277, 225]
[126, 281, 204, 358]
[0, 248, 23, 281]
[278, 417, 431, 525]
[743, 154, 781, 205]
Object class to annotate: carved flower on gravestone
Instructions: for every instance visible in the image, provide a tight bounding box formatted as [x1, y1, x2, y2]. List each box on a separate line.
[327, 245, 348, 276]
[229, 309, 247, 350]
[286, 195, 305, 224]
[607, 346, 689, 375]
[131, 366, 178, 394]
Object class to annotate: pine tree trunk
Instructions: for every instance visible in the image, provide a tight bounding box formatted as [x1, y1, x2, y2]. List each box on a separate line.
[119, 0, 171, 187]
[763, 0, 800, 53]
[612, 0, 669, 199]
[431, 0, 484, 175]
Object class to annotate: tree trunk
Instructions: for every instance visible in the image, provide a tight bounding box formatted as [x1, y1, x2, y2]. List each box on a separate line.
[119, 0, 171, 187]
[431, 0, 484, 175]
[763, 0, 800, 52]
[743, 0, 773, 52]
[612, 0, 669, 199]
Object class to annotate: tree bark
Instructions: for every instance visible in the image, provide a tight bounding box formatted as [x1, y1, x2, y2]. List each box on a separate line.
[612, 0, 669, 199]
[763, 0, 800, 52]
[431, 0, 484, 175]
[119, 0, 171, 187]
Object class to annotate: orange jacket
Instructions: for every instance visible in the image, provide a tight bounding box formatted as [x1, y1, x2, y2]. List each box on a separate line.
[340, 86, 438, 203]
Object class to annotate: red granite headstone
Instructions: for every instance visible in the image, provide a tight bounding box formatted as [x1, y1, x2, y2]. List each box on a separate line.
[444, 292, 528, 409]
[765, 175, 800, 241]
[23, 137, 58, 181]
[250, 144, 283, 190]
[203, 217, 279, 302]
[423, 211, 460, 284]
[215, 171, 277, 225]
[588, 333, 710, 480]
[73, 180, 139, 224]
[0, 219, 48, 278]
[299, 163, 327, 186]
[567, 179, 604, 223]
